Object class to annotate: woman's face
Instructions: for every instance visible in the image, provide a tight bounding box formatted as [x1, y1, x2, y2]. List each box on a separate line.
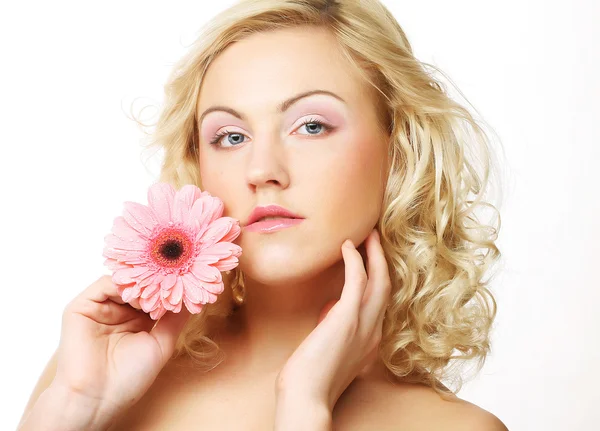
[196, 26, 389, 285]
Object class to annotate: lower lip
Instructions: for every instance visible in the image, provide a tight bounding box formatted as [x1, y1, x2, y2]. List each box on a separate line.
[244, 218, 304, 233]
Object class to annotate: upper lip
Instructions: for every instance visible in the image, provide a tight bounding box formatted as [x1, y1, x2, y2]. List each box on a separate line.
[244, 204, 304, 227]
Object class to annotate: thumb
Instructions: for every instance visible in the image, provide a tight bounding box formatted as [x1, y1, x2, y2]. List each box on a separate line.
[149, 308, 192, 364]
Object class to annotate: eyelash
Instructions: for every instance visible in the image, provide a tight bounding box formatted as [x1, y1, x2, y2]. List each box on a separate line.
[208, 117, 333, 148]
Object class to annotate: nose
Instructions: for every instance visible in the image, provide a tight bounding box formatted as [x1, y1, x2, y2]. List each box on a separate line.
[245, 132, 290, 191]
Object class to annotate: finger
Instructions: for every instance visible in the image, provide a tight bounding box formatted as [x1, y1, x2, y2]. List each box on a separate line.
[91, 275, 146, 312]
[374, 302, 387, 336]
[359, 230, 392, 331]
[361, 230, 382, 303]
[92, 300, 148, 326]
[149, 308, 192, 365]
[80, 275, 129, 305]
[340, 240, 369, 313]
[73, 276, 146, 320]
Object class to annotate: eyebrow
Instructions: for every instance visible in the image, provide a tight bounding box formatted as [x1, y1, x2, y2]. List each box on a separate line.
[197, 89, 345, 126]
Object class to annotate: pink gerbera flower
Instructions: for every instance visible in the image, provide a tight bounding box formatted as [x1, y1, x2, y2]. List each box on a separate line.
[102, 182, 242, 320]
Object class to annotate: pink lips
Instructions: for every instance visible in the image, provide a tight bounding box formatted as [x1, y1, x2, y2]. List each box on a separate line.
[243, 217, 304, 233]
[244, 204, 305, 233]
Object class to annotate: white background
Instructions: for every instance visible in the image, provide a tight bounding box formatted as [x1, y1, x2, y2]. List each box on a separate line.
[1, 1, 598, 429]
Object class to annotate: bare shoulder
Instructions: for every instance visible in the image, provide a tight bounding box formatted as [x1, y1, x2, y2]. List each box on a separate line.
[334, 373, 508, 431]
[403, 386, 509, 431]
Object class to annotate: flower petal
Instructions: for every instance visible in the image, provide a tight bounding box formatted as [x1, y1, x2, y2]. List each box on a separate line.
[111, 216, 143, 241]
[190, 262, 222, 283]
[167, 276, 184, 305]
[102, 247, 124, 260]
[113, 266, 152, 285]
[199, 280, 224, 296]
[196, 242, 241, 271]
[103, 246, 145, 262]
[138, 272, 156, 288]
[181, 273, 206, 303]
[172, 184, 203, 225]
[199, 218, 235, 249]
[103, 258, 130, 271]
[161, 298, 176, 311]
[122, 284, 142, 302]
[190, 195, 223, 237]
[189, 198, 209, 235]
[207, 197, 224, 224]
[161, 272, 178, 292]
[220, 219, 241, 243]
[213, 255, 240, 271]
[173, 300, 183, 313]
[140, 289, 161, 312]
[150, 305, 167, 320]
[122, 201, 158, 237]
[183, 295, 204, 314]
[141, 282, 160, 299]
[104, 234, 146, 251]
[199, 241, 238, 260]
[147, 182, 176, 225]
[121, 255, 148, 265]
[194, 253, 220, 265]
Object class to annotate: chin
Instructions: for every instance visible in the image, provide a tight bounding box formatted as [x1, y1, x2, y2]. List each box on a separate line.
[237, 240, 338, 286]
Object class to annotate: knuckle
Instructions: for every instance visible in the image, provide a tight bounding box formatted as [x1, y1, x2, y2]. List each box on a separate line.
[62, 301, 75, 319]
[95, 274, 110, 289]
[364, 333, 381, 354]
[75, 299, 110, 321]
[101, 275, 116, 291]
[97, 274, 114, 289]
[95, 301, 114, 319]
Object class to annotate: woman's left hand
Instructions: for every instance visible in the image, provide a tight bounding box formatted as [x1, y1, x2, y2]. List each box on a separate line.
[275, 228, 392, 415]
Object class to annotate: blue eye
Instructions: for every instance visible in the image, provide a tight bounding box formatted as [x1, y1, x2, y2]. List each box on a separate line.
[208, 129, 245, 147]
[208, 117, 332, 149]
[297, 118, 328, 136]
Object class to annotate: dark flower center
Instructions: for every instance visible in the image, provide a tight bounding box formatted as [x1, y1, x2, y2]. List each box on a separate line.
[160, 240, 184, 260]
[150, 228, 194, 269]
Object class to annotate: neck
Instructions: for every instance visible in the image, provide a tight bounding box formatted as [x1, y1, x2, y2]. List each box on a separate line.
[210, 258, 347, 377]
[206, 241, 391, 384]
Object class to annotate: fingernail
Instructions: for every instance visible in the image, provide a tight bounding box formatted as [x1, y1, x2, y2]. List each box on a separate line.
[343, 239, 354, 249]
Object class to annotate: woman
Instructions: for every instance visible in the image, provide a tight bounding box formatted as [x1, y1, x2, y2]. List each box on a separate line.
[18, 0, 507, 429]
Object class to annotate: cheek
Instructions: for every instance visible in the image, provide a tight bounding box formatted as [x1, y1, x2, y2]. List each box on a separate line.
[198, 153, 239, 211]
[198, 154, 218, 191]
[322, 135, 385, 214]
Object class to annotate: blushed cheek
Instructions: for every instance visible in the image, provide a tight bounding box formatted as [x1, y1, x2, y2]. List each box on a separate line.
[199, 156, 242, 217]
[198, 155, 223, 194]
[345, 135, 386, 218]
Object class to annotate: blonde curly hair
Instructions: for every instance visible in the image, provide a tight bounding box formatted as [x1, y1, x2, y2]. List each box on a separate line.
[132, 0, 505, 400]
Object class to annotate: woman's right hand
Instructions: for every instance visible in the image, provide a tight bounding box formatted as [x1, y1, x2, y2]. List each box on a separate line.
[50, 274, 192, 425]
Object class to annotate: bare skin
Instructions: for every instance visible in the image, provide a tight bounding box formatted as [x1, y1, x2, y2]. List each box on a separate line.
[105, 335, 498, 430]
[19, 25, 507, 431]
[195, 24, 391, 402]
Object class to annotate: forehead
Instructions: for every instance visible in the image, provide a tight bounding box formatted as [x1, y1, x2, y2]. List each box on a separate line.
[197, 26, 371, 113]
